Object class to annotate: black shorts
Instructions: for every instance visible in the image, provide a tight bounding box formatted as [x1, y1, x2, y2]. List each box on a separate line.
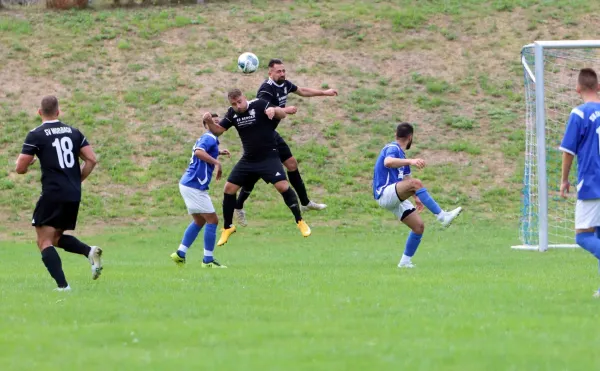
[32, 196, 80, 231]
[228, 156, 287, 187]
[274, 132, 293, 163]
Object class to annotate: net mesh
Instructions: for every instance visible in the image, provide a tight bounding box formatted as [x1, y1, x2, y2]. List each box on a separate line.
[520, 46, 600, 247]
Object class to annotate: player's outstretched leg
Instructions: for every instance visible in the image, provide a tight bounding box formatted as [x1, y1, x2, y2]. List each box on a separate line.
[274, 180, 311, 237]
[57, 234, 102, 280]
[395, 178, 462, 227]
[37, 226, 70, 291]
[398, 211, 425, 268]
[218, 182, 240, 246]
[201, 213, 226, 268]
[171, 217, 204, 266]
[283, 157, 327, 212]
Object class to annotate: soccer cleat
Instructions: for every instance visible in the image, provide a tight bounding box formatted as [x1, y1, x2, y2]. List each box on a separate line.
[439, 207, 462, 228]
[235, 209, 248, 227]
[170, 252, 186, 266]
[398, 261, 416, 268]
[297, 220, 311, 237]
[54, 285, 72, 292]
[593, 290, 600, 298]
[300, 201, 327, 212]
[88, 246, 103, 280]
[201, 259, 227, 268]
[217, 225, 236, 246]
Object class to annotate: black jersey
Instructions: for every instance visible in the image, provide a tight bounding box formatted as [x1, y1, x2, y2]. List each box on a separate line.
[256, 78, 298, 108]
[219, 99, 278, 162]
[21, 120, 89, 202]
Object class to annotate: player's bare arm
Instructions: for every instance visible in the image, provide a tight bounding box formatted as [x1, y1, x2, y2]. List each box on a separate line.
[266, 107, 287, 120]
[384, 157, 426, 169]
[79, 145, 98, 182]
[219, 149, 231, 156]
[560, 151, 575, 198]
[295, 87, 338, 97]
[284, 106, 298, 114]
[203, 112, 227, 135]
[195, 148, 223, 181]
[15, 154, 36, 174]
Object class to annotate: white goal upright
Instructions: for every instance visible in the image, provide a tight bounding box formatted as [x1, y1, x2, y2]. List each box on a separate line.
[515, 40, 600, 251]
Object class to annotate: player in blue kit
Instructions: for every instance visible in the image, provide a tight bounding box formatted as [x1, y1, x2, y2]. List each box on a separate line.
[171, 114, 230, 268]
[373, 123, 462, 268]
[559, 68, 600, 296]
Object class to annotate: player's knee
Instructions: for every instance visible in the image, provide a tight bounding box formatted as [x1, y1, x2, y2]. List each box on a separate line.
[205, 213, 219, 225]
[410, 178, 423, 191]
[274, 181, 290, 193]
[412, 221, 425, 235]
[284, 157, 298, 172]
[223, 182, 239, 194]
[36, 238, 53, 251]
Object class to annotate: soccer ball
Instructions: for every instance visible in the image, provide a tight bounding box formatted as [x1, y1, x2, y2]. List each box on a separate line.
[238, 52, 259, 74]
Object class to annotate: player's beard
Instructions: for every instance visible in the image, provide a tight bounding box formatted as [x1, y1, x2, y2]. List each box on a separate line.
[276, 76, 286, 84]
[406, 139, 412, 150]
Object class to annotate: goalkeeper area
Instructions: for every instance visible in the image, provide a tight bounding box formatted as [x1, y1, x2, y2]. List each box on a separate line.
[516, 41, 600, 251]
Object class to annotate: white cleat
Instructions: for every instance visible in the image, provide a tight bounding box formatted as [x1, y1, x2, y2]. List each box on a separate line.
[235, 209, 247, 227]
[439, 207, 462, 228]
[593, 290, 600, 298]
[398, 261, 416, 268]
[88, 246, 103, 280]
[300, 201, 327, 212]
[54, 285, 71, 292]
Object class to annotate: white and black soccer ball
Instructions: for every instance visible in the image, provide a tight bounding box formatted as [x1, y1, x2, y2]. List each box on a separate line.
[237, 52, 259, 74]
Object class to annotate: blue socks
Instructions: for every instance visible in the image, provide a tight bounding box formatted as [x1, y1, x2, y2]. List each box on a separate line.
[576, 232, 600, 260]
[177, 222, 218, 263]
[203, 223, 217, 263]
[178, 222, 203, 258]
[403, 232, 423, 257]
[415, 188, 442, 215]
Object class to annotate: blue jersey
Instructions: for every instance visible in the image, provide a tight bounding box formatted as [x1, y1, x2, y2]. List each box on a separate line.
[372, 142, 411, 199]
[180, 132, 220, 191]
[559, 102, 600, 200]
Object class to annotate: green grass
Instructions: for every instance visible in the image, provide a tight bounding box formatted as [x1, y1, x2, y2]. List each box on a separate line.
[1, 1, 600, 368]
[1, 218, 600, 370]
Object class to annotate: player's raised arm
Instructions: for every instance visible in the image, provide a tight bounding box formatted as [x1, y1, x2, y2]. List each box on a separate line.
[203, 112, 227, 135]
[266, 106, 286, 120]
[384, 157, 425, 170]
[295, 86, 338, 97]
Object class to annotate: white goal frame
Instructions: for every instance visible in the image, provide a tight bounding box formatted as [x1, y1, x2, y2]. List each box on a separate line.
[513, 40, 600, 252]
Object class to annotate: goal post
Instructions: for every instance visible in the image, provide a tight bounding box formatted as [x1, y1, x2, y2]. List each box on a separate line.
[514, 40, 600, 252]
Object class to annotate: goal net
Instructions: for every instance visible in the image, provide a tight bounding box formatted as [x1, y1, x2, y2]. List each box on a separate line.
[515, 41, 600, 251]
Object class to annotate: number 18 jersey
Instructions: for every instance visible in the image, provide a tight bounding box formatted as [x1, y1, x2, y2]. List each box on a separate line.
[21, 120, 89, 202]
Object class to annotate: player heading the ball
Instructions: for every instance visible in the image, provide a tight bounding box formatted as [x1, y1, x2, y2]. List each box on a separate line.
[203, 89, 311, 247]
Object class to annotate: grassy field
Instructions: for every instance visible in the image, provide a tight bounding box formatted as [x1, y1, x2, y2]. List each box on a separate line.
[1, 217, 600, 371]
[2, 0, 600, 370]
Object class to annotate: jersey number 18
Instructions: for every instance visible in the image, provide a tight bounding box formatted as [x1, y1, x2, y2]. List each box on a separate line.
[52, 137, 75, 169]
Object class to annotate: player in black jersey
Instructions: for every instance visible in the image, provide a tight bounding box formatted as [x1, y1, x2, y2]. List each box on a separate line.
[15, 96, 102, 291]
[234, 58, 338, 226]
[204, 88, 312, 246]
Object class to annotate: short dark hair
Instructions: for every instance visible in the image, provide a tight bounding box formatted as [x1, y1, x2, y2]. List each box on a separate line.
[227, 88, 243, 100]
[40, 95, 59, 116]
[578, 68, 598, 91]
[396, 122, 414, 138]
[268, 58, 283, 68]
